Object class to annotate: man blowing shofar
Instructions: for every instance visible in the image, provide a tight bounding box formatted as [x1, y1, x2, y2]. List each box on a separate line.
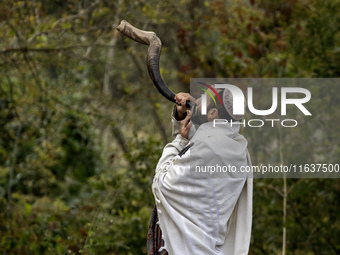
[148, 89, 253, 255]
[115, 19, 253, 255]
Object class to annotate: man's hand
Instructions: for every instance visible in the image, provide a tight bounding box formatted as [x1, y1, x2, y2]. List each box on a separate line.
[179, 110, 191, 139]
[175, 93, 194, 120]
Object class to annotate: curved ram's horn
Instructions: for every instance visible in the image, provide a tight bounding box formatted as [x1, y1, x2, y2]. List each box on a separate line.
[116, 20, 194, 109]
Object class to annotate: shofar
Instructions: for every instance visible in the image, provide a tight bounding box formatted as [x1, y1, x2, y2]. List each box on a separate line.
[116, 20, 193, 109]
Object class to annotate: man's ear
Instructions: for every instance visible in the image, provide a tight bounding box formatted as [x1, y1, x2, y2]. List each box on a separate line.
[207, 108, 219, 122]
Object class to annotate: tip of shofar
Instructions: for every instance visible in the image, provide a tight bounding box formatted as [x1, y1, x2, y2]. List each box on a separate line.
[115, 20, 176, 106]
[116, 20, 127, 32]
[115, 20, 160, 46]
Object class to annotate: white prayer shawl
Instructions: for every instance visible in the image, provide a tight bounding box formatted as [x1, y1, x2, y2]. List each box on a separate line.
[152, 108, 253, 255]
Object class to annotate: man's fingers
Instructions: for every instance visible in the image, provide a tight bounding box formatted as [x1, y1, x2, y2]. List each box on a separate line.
[175, 95, 180, 104]
[184, 110, 191, 126]
[180, 111, 190, 127]
[179, 110, 191, 139]
[186, 121, 191, 130]
[175, 93, 193, 106]
[175, 94, 181, 104]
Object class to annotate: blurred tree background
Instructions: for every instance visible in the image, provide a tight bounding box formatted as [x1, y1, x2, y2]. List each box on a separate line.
[0, 0, 339, 254]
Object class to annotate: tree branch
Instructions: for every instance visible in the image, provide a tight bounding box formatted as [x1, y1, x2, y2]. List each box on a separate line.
[7, 124, 22, 210]
[0, 44, 118, 54]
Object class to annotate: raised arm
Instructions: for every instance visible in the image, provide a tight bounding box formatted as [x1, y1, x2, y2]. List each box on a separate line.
[155, 93, 196, 173]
